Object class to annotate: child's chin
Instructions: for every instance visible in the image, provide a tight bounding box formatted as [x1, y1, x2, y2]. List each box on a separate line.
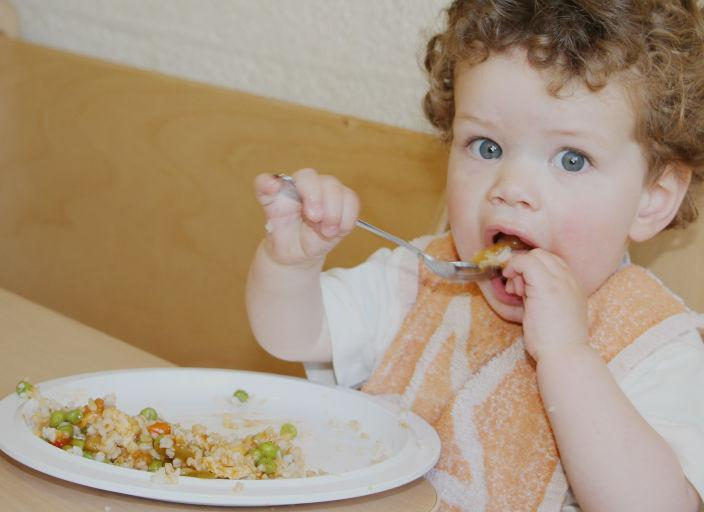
[478, 280, 524, 323]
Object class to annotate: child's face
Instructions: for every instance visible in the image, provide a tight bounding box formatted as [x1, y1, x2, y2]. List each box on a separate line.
[447, 48, 650, 323]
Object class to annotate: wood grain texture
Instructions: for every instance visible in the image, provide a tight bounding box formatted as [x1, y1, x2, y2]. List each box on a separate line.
[0, 288, 171, 390]
[0, 287, 438, 512]
[0, 38, 448, 375]
[630, 214, 704, 312]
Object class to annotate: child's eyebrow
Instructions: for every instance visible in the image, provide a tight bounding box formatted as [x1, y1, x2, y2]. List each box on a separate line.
[454, 113, 496, 128]
[545, 127, 607, 146]
[547, 128, 591, 138]
[456, 113, 606, 144]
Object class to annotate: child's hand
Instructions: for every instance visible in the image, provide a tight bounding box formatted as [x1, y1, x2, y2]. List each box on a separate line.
[502, 249, 589, 362]
[254, 168, 360, 266]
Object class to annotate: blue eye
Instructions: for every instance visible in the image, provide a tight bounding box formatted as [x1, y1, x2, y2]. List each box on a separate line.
[468, 138, 502, 160]
[555, 149, 589, 172]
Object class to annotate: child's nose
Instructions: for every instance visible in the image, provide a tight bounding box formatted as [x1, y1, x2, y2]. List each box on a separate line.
[487, 162, 540, 210]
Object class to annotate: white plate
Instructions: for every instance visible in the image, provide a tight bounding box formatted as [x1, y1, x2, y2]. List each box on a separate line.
[0, 368, 440, 506]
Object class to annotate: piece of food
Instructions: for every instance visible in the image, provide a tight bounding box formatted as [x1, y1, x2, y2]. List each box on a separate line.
[233, 389, 249, 403]
[471, 235, 530, 270]
[65, 408, 83, 424]
[49, 410, 65, 427]
[15, 380, 34, 396]
[19, 380, 304, 480]
[280, 422, 297, 439]
[139, 407, 158, 421]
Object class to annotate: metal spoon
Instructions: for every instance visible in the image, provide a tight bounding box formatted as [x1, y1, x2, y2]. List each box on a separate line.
[274, 173, 496, 282]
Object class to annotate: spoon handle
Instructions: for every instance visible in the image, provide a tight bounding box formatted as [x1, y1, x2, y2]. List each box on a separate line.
[354, 219, 426, 260]
[275, 173, 425, 258]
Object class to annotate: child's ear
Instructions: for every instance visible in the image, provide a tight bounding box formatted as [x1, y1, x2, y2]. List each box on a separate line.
[629, 163, 692, 242]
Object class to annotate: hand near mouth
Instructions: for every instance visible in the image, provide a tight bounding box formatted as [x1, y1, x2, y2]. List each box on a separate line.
[502, 249, 589, 362]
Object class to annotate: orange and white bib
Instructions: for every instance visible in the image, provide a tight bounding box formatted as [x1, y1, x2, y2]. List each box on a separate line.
[363, 234, 697, 512]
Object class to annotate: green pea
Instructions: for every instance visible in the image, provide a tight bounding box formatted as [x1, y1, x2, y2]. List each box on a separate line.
[249, 448, 262, 464]
[148, 459, 164, 472]
[49, 410, 66, 428]
[139, 407, 158, 421]
[83, 451, 95, 459]
[233, 389, 249, 403]
[258, 441, 278, 459]
[65, 408, 83, 425]
[57, 423, 74, 439]
[259, 457, 277, 474]
[15, 380, 33, 396]
[71, 438, 85, 449]
[153, 434, 165, 450]
[280, 423, 297, 439]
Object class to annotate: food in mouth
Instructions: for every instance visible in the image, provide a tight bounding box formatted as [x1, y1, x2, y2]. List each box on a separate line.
[471, 235, 531, 270]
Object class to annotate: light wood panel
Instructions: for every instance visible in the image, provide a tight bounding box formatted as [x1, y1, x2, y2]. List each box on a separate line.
[0, 38, 448, 375]
[630, 214, 704, 312]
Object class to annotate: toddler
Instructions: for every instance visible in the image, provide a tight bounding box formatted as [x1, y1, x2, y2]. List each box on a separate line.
[246, 1, 704, 511]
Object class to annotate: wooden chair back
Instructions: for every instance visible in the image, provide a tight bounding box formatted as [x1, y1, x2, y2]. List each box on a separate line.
[0, 39, 448, 375]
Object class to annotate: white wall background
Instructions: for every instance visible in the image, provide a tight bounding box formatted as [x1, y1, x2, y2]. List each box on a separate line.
[8, 0, 450, 133]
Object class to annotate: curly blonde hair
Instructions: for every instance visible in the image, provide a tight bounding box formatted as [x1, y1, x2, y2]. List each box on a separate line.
[423, 0, 704, 228]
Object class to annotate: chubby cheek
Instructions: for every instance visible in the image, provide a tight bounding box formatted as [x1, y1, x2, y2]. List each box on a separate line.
[552, 212, 627, 296]
[446, 178, 485, 261]
[448, 202, 482, 261]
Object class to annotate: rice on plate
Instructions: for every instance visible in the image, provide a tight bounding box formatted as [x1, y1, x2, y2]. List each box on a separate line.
[15, 380, 306, 482]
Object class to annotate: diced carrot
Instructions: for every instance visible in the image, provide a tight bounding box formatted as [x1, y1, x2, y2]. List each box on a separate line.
[52, 435, 71, 448]
[148, 422, 171, 436]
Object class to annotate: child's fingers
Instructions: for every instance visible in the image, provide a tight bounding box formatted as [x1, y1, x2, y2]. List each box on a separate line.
[505, 278, 515, 296]
[320, 177, 346, 237]
[505, 275, 525, 297]
[292, 168, 324, 222]
[515, 275, 526, 296]
[526, 248, 569, 276]
[502, 252, 550, 283]
[502, 253, 526, 279]
[255, 168, 357, 245]
[507, 275, 525, 297]
[254, 173, 282, 207]
[506, 278, 515, 296]
[338, 188, 360, 235]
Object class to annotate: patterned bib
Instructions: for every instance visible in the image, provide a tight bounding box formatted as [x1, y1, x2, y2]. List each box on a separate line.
[363, 234, 697, 512]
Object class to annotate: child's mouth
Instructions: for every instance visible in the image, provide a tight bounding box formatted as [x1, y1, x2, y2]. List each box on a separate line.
[481, 231, 534, 306]
[491, 232, 532, 252]
[473, 232, 533, 270]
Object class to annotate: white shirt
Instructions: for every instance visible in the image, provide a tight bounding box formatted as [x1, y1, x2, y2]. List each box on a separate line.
[306, 240, 704, 509]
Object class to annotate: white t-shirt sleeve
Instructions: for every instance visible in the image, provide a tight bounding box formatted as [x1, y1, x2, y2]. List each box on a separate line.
[562, 328, 704, 510]
[620, 328, 704, 501]
[304, 237, 429, 388]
